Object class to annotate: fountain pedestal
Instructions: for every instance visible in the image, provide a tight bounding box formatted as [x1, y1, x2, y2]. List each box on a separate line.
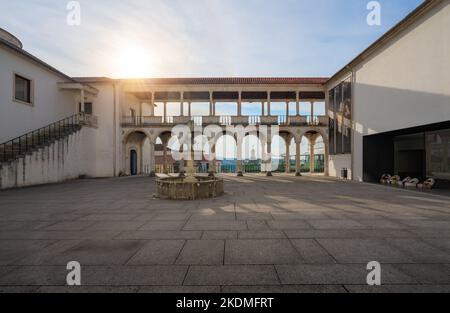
[155, 123, 224, 200]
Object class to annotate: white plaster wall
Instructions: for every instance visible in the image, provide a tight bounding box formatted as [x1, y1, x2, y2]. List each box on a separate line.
[124, 132, 149, 175]
[329, 154, 352, 179]
[0, 127, 96, 189]
[119, 89, 143, 174]
[351, 1, 450, 181]
[89, 83, 116, 177]
[141, 137, 152, 174]
[78, 82, 144, 178]
[121, 91, 142, 117]
[0, 47, 75, 143]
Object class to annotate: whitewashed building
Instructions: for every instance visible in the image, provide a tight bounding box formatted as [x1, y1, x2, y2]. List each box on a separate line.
[0, 0, 449, 189]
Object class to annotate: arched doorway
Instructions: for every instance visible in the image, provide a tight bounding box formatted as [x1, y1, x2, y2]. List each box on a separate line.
[215, 134, 237, 173]
[242, 134, 263, 173]
[130, 150, 138, 176]
[123, 130, 151, 176]
[302, 131, 326, 174]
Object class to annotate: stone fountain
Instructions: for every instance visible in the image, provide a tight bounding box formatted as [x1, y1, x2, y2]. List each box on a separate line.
[155, 124, 224, 200]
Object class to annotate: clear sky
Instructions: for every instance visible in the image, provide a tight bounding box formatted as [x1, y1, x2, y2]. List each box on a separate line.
[0, 0, 424, 160]
[0, 0, 423, 78]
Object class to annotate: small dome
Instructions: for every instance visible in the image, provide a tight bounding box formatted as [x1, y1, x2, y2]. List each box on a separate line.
[0, 28, 23, 49]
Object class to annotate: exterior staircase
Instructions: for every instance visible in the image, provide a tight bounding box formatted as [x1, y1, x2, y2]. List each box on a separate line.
[0, 113, 86, 164]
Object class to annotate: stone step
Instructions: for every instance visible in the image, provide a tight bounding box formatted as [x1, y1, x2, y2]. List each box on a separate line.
[0, 124, 81, 164]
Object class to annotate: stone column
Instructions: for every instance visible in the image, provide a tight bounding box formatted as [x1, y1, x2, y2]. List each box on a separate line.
[266, 141, 273, 176]
[295, 139, 302, 176]
[285, 137, 291, 173]
[262, 101, 265, 116]
[80, 89, 85, 113]
[209, 144, 216, 176]
[236, 136, 243, 176]
[267, 92, 271, 116]
[209, 91, 214, 116]
[261, 140, 267, 172]
[296, 91, 300, 116]
[309, 135, 316, 175]
[324, 133, 330, 176]
[266, 142, 273, 177]
[180, 92, 184, 116]
[178, 142, 185, 175]
[163, 142, 168, 174]
[163, 101, 167, 123]
[188, 102, 191, 117]
[285, 101, 289, 118]
[213, 101, 216, 116]
[310, 101, 314, 125]
[237, 91, 242, 116]
[149, 142, 156, 177]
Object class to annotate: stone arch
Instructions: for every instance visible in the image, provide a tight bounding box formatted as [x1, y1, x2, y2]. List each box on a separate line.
[122, 128, 152, 144]
[154, 130, 182, 174]
[214, 132, 238, 173]
[122, 129, 153, 176]
[299, 129, 327, 175]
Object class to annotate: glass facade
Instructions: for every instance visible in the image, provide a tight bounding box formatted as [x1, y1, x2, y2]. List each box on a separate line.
[328, 90, 335, 155]
[426, 129, 450, 180]
[328, 77, 352, 155]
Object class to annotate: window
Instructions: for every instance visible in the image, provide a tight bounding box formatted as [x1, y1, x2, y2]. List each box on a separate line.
[14, 74, 32, 103]
[78, 102, 93, 114]
[313, 102, 326, 116]
[426, 129, 450, 178]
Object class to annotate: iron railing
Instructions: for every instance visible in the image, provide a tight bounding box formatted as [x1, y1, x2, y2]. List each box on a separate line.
[191, 116, 203, 126]
[248, 116, 261, 126]
[121, 115, 328, 127]
[0, 113, 83, 163]
[307, 115, 320, 126]
[220, 116, 232, 126]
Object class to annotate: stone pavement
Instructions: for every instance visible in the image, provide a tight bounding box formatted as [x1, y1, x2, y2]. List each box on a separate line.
[0, 174, 449, 293]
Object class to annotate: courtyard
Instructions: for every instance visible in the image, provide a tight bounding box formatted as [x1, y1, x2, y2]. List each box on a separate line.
[0, 175, 449, 293]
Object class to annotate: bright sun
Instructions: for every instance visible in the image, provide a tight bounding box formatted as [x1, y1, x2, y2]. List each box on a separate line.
[111, 44, 153, 78]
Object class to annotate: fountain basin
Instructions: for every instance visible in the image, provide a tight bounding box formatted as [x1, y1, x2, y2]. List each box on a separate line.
[156, 175, 224, 200]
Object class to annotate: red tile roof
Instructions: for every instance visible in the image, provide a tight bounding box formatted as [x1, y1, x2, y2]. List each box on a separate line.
[74, 77, 328, 85]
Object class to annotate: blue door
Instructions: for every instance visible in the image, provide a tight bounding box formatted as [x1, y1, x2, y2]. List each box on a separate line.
[130, 150, 138, 175]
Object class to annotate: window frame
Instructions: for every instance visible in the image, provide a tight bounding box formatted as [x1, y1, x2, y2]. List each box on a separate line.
[13, 72, 34, 105]
[78, 102, 93, 115]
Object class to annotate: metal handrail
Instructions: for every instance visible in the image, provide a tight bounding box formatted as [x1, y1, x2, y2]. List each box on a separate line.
[307, 115, 320, 126]
[120, 114, 328, 128]
[0, 113, 83, 163]
[191, 116, 203, 126]
[248, 116, 261, 125]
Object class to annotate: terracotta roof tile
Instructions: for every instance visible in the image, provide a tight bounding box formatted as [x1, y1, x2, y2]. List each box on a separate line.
[74, 77, 328, 85]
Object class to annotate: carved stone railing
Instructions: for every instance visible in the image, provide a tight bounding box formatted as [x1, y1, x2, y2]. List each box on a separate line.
[79, 113, 98, 128]
[121, 115, 328, 127]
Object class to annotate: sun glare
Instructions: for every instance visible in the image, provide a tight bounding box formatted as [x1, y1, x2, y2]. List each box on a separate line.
[111, 44, 153, 79]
